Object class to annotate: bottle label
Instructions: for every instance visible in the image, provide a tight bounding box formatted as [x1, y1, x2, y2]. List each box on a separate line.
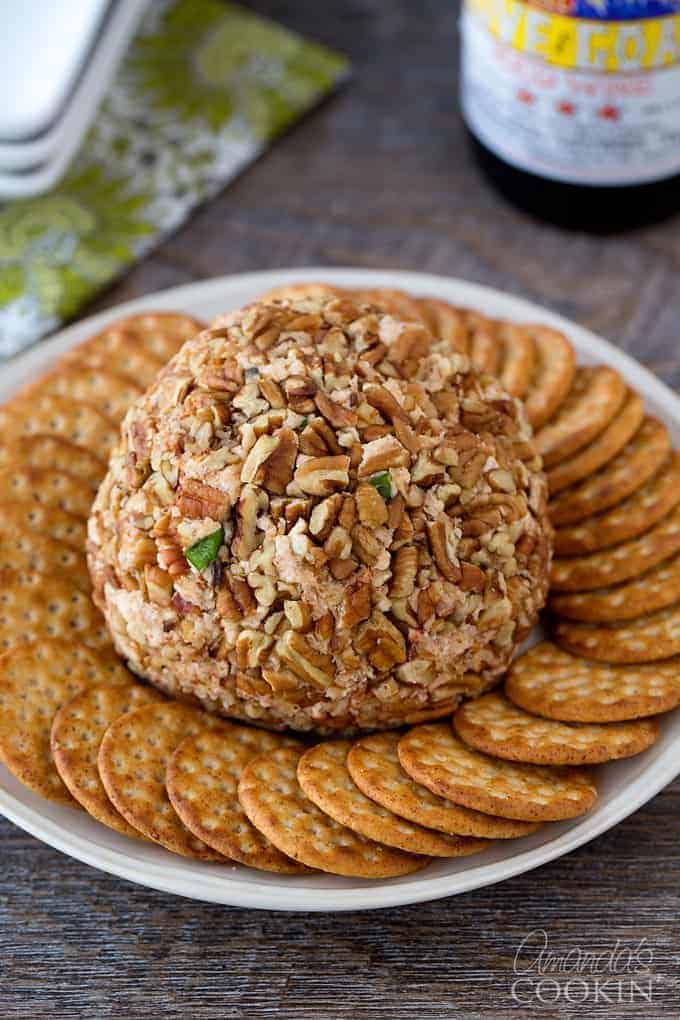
[460, 0, 680, 185]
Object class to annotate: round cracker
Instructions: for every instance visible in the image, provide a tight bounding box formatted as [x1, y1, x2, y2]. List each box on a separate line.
[550, 504, 680, 592]
[65, 327, 164, 388]
[554, 452, 680, 556]
[548, 416, 670, 526]
[98, 701, 226, 859]
[551, 553, 680, 623]
[547, 389, 645, 495]
[523, 326, 576, 429]
[0, 501, 86, 551]
[497, 322, 536, 398]
[298, 740, 492, 858]
[0, 436, 105, 488]
[416, 298, 468, 353]
[352, 288, 426, 323]
[506, 641, 680, 721]
[346, 732, 539, 838]
[166, 727, 310, 874]
[454, 691, 658, 765]
[51, 682, 163, 836]
[238, 746, 428, 878]
[30, 366, 143, 424]
[0, 569, 111, 654]
[398, 723, 597, 822]
[466, 312, 502, 375]
[0, 525, 90, 591]
[0, 640, 131, 804]
[260, 282, 342, 304]
[0, 393, 117, 459]
[535, 366, 627, 468]
[553, 602, 680, 663]
[0, 466, 94, 518]
[72, 312, 204, 371]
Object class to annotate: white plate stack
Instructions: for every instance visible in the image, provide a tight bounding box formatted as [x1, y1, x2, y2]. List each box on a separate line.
[0, 0, 147, 199]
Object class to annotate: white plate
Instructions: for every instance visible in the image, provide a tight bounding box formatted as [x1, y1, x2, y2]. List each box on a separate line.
[2, 267, 679, 912]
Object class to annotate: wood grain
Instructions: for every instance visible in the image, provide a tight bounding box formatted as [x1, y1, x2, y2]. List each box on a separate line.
[2, 2, 679, 1016]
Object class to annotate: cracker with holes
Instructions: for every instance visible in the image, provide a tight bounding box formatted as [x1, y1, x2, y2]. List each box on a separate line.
[554, 603, 680, 663]
[548, 417, 670, 525]
[0, 393, 117, 458]
[346, 732, 539, 838]
[496, 322, 536, 398]
[535, 365, 626, 468]
[551, 553, 680, 623]
[506, 641, 680, 721]
[238, 745, 428, 878]
[454, 691, 658, 765]
[298, 740, 492, 857]
[416, 298, 468, 353]
[68, 312, 204, 375]
[97, 701, 226, 859]
[523, 327, 576, 429]
[352, 288, 427, 323]
[0, 526, 90, 590]
[28, 367, 143, 424]
[0, 501, 86, 551]
[0, 466, 94, 518]
[64, 328, 164, 388]
[398, 723, 597, 822]
[0, 569, 111, 653]
[466, 312, 502, 375]
[0, 640, 131, 804]
[550, 504, 680, 592]
[166, 727, 309, 874]
[51, 683, 163, 836]
[547, 389, 645, 495]
[554, 452, 680, 556]
[0, 436, 105, 487]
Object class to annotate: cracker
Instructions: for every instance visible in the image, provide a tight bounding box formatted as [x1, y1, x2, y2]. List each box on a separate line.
[98, 701, 226, 859]
[346, 732, 539, 838]
[353, 288, 426, 323]
[0, 569, 111, 653]
[497, 322, 536, 398]
[65, 327, 164, 388]
[0, 393, 117, 459]
[535, 366, 627, 468]
[398, 723, 597, 822]
[72, 312, 204, 371]
[416, 298, 468, 353]
[506, 640, 680, 721]
[166, 727, 309, 874]
[238, 746, 428, 878]
[0, 501, 86, 551]
[0, 466, 94, 519]
[0, 436, 105, 488]
[550, 504, 680, 592]
[51, 682, 163, 836]
[0, 640, 131, 804]
[454, 691, 658, 765]
[551, 553, 680, 623]
[548, 417, 670, 525]
[554, 452, 680, 556]
[553, 603, 680, 663]
[547, 389, 645, 495]
[298, 740, 492, 857]
[28, 366, 143, 424]
[466, 312, 502, 375]
[260, 282, 342, 303]
[0, 525, 90, 591]
[523, 326, 576, 429]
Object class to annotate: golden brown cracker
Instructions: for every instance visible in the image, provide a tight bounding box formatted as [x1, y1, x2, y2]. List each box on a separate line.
[506, 640, 680, 721]
[550, 504, 680, 592]
[398, 723, 597, 822]
[524, 326, 576, 429]
[31, 366, 143, 424]
[353, 288, 427, 323]
[551, 553, 680, 623]
[260, 282, 343, 304]
[547, 389, 645, 495]
[454, 691, 658, 765]
[0, 466, 94, 518]
[238, 745, 428, 878]
[166, 727, 309, 874]
[554, 452, 680, 556]
[416, 298, 468, 353]
[497, 322, 536, 399]
[548, 416, 670, 525]
[535, 365, 627, 468]
[98, 701, 226, 859]
[0, 569, 111, 654]
[298, 740, 492, 857]
[0, 640, 131, 804]
[0, 436, 105, 488]
[51, 682, 163, 836]
[466, 312, 502, 375]
[553, 603, 680, 663]
[65, 327, 163, 388]
[0, 393, 117, 459]
[0, 501, 86, 551]
[0, 526, 90, 590]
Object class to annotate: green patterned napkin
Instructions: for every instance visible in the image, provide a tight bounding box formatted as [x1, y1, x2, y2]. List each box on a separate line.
[0, 0, 348, 357]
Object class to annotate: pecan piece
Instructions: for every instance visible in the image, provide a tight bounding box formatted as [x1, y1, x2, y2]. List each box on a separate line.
[426, 519, 461, 582]
[338, 577, 372, 629]
[276, 631, 336, 687]
[356, 482, 388, 527]
[241, 428, 298, 493]
[231, 484, 263, 560]
[365, 384, 409, 423]
[294, 455, 350, 496]
[299, 418, 342, 456]
[309, 493, 342, 541]
[389, 546, 418, 599]
[358, 435, 410, 477]
[284, 375, 317, 413]
[176, 479, 231, 520]
[355, 611, 407, 672]
[314, 389, 357, 429]
[156, 533, 188, 577]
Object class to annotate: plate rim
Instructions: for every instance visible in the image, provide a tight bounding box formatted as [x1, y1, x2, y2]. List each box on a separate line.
[2, 265, 679, 912]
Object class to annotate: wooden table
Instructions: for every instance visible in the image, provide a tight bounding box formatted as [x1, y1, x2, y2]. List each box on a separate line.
[2, 3, 679, 1017]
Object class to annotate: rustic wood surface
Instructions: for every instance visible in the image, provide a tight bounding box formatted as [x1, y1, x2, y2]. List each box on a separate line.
[2, 2, 679, 1017]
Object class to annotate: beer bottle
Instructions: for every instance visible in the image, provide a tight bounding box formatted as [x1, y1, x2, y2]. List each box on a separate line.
[460, 0, 680, 231]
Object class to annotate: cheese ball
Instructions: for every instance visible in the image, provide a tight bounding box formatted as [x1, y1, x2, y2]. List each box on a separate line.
[88, 296, 551, 733]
